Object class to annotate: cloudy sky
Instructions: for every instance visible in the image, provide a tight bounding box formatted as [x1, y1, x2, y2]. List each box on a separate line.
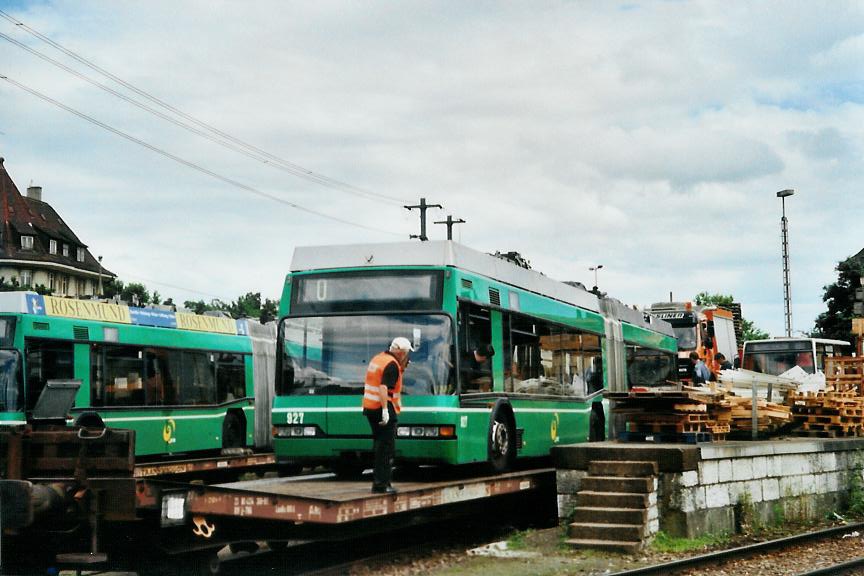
[0, 1, 861, 336]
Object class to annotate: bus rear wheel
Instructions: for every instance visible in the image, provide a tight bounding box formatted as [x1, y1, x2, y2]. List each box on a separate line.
[488, 409, 515, 473]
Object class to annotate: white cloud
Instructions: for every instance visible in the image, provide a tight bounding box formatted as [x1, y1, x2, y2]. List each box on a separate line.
[0, 1, 861, 335]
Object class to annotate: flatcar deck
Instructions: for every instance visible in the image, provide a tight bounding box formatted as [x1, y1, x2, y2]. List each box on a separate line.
[164, 468, 555, 527]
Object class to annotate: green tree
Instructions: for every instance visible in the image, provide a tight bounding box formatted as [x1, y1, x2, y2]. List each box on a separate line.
[120, 282, 150, 307]
[812, 254, 864, 347]
[260, 298, 279, 324]
[741, 318, 769, 341]
[694, 292, 734, 307]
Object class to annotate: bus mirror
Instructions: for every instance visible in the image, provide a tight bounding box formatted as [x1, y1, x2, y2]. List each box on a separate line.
[704, 337, 714, 350]
[707, 321, 715, 337]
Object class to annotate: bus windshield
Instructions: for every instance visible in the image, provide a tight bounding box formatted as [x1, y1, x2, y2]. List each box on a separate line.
[743, 341, 815, 376]
[0, 349, 23, 412]
[279, 313, 455, 396]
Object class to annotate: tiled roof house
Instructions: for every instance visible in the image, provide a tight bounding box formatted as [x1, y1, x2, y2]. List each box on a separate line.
[0, 156, 115, 296]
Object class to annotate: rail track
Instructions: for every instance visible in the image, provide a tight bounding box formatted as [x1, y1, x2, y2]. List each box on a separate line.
[610, 522, 864, 576]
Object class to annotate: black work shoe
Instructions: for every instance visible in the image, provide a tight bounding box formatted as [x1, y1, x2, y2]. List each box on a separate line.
[371, 485, 398, 494]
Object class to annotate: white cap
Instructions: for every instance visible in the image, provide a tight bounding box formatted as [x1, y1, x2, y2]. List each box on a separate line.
[390, 337, 415, 352]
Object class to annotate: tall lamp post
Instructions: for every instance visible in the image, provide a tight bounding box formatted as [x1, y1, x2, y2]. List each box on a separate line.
[777, 189, 794, 337]
[589, 265, 603, 292]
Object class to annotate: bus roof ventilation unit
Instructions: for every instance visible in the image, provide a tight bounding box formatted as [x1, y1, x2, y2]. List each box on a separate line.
[461, 278, 473, 290]
[73, 326, 89, 340]
[489, 288, 501, 306]
[33, 321, 49, 331]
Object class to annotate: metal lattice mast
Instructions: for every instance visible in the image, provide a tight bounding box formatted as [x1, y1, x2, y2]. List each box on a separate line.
[777, 189, 794, 337]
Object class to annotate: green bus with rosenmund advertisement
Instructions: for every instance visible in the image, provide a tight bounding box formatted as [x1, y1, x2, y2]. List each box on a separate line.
[0, 292, 275, 459]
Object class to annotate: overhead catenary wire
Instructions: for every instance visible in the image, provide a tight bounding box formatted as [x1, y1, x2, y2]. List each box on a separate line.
[0, 8, 408, 207]
[0, 29, 396, 205]
[0, 73, 402, 237]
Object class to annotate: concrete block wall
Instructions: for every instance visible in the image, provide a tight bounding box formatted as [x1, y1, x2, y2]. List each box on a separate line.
[554, 438, 864, 540]
[661, 441, 861, 538]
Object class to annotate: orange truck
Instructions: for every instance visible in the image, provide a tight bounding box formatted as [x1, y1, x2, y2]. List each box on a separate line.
[647, 302, 738, 382]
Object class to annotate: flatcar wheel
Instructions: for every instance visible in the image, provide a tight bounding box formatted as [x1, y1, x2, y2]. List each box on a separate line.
[488, 410, 515, 473]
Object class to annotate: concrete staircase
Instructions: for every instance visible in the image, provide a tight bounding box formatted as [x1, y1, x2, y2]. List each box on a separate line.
[565, 460, 658, 553]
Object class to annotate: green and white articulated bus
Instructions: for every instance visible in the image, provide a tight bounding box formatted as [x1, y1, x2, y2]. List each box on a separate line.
[272, 241, 677, 474]
[0, 292, 276, 459]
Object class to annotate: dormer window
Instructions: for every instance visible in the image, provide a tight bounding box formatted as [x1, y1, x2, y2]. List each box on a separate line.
[20, 235, 34, 250]
[76, 247, 85, 262]
[62, 244, 69, 257]
[49, 239, 58, 254]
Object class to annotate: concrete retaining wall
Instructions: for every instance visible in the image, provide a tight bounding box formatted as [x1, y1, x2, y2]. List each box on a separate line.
[554, 438, 864, 539]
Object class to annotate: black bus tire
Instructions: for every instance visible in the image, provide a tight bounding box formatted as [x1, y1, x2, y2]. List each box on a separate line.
[222, 412, 245, 449]
[488, 406, 515, 473]
[589, 404, 606, 442]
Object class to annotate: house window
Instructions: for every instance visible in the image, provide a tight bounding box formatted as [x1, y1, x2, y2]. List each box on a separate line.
[20, 270, 32, 287]
[77, 279, 86, 295]
[48, 272, 56, 291]
[77, 247, 85, 262]
[21, 235, 34, 250]
[62, 244, 69, 257]
[60, 275, 69, 295]
[49, 239, 57, 254]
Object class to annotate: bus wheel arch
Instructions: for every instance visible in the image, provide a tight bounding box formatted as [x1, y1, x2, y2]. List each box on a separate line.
[222, 409, 247, 449]
[488, 400, 516, 473]
[73, 411, 105, 429]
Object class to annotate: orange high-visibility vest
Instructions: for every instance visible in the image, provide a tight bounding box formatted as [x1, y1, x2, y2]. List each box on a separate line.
[362, 352, 403, 413]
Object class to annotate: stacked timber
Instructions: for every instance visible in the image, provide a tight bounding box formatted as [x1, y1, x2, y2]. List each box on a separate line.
[788, 391, 864, 437]
[608, 384, 792, 442]
[726, 395, 791, 433]
[786, 357, 864, 437]
[607, 388, 731, 442]
[824, 357, 864, 394]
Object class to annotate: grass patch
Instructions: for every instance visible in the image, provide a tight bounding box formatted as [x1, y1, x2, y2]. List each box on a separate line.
[506, 529, 530, 550]
[650, 531, 729, 553]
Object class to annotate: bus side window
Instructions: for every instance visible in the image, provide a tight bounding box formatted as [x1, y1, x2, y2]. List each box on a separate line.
[25, 338, 74, 410]
[216, 353, 246, 403]
[458, 303, 493, 392]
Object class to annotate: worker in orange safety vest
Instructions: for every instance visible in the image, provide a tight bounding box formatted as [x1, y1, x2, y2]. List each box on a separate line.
[362, 336, 413, 494]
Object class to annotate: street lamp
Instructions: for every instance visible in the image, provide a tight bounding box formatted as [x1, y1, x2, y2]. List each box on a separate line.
[777, 189, 794, 337]
[589, 265, 603, 292]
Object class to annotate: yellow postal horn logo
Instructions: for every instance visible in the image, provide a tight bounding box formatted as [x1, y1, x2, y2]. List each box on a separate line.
[163, 418, 177, 443]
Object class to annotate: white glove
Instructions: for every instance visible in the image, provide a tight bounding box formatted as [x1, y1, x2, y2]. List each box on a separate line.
[380, 408, 390, 426]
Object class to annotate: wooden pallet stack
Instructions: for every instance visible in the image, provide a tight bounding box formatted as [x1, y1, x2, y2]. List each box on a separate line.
[608, 385, 796, 442]
[825, 357, 864, 394]
[788, 390, 864, 437]
[607, 388, 732, 442]
[785, 357, 864, 438]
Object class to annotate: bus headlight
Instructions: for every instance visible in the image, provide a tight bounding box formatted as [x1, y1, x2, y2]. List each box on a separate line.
[274, 425, 321, 438]
[396, 425, 456, 439]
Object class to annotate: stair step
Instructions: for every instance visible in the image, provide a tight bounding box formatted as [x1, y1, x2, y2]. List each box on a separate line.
[570, 506, 647, 524]
[581, 476, 656, 494]
[588, 460, 658, 477]
[565, 538, 642, 553]
[576, 491, 649, 509]
[569, 522, 644, 541]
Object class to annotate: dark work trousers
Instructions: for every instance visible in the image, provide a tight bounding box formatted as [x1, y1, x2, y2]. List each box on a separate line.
[365, 403, 397, 489]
